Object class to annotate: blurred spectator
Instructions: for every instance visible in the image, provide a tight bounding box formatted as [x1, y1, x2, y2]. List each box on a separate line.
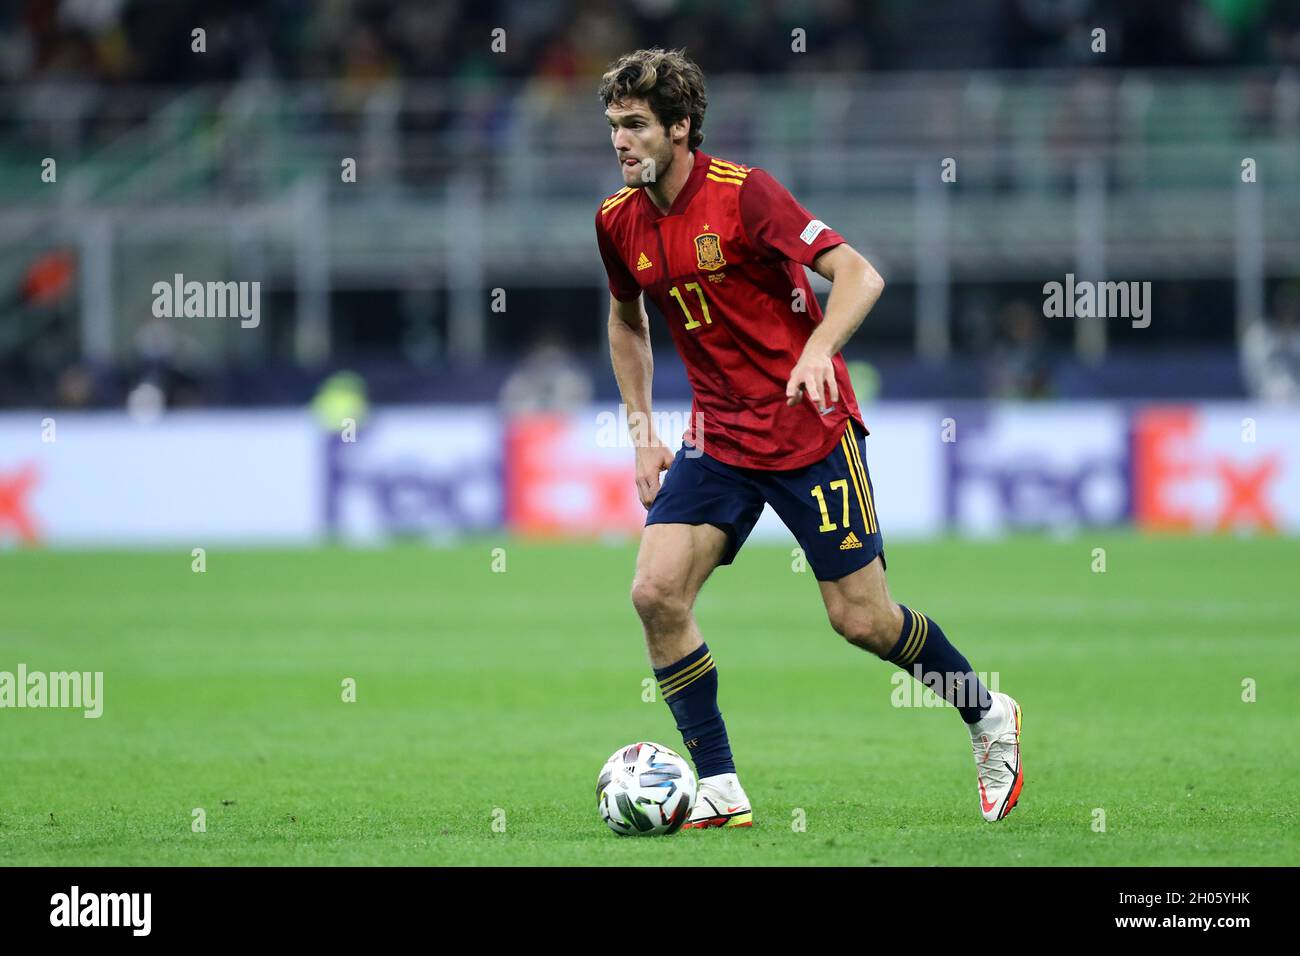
[499, 331, 593, 412]
[988, 300, 1055, 399]
[131, 312, 201, 409]
[21, 249, 75, 306]
[0, 250, 78, 406]
[311, 370, 371, 429]
[5, 0, 1300, 93]
[1241, 283, 1300, 403]
[55, 363, 97, 407]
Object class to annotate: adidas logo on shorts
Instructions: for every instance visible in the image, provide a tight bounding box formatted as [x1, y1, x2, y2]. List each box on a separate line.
[839, 531, 863, 550]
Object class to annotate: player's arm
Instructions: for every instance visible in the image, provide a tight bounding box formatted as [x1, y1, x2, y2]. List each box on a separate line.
[735, 168, 884, 411]
[608, 293, 654, 431]
[608, 293, 675, 508]
[784, 243, 885, 410]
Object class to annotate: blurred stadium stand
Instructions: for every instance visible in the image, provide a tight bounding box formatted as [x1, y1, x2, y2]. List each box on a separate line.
[2, 0, 1300, 409]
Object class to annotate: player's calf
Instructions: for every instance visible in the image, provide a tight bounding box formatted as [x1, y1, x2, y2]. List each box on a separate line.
[630, 521, 726, 667]
[826, 600, 904, 657]
[630, 574, 697, 662]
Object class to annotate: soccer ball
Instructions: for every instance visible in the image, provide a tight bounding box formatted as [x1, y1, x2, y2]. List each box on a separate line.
[596, 741, 696, 836]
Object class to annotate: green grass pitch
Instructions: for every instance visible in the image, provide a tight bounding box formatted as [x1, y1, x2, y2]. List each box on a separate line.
[1, 534, 1297, 866]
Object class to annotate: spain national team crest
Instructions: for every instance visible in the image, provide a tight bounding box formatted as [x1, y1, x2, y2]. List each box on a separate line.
[694, 232, 726, 272]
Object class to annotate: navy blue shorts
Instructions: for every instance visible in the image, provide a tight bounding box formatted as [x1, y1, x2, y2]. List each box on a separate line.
[644, 419, 885, 582]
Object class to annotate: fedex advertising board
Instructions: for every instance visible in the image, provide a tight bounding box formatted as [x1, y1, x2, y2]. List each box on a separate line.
[940, 404, 1132, 535]
[1133, 405, 1300, 532]
[4, 403, 1295, 548]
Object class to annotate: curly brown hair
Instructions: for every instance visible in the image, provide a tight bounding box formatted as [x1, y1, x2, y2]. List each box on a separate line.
[597, 48, 707, 151]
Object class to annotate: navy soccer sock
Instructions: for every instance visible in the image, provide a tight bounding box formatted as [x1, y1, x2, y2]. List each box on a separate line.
[886, 605, 993, 724]
[653, 643, 735, 778]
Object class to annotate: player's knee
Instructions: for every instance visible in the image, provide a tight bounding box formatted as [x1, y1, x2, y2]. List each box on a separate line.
[630, 576, 690, 630]
[828, 603, 899, 657]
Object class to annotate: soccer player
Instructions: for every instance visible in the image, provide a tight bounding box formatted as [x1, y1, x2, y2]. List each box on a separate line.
[595, 49, 1023, 827]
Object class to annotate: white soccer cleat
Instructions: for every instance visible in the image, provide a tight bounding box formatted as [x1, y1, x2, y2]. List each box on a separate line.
[969, 692, 1024, 822]
[683, 772, 753, 829]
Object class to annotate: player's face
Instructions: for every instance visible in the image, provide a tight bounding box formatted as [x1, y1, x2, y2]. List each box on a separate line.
[606, 99, 676, 188]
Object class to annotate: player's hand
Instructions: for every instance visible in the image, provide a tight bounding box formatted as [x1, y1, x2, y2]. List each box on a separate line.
[634, 444, 676, 512]
[785, 349, 839, 413]
[634, 443, 675, 510]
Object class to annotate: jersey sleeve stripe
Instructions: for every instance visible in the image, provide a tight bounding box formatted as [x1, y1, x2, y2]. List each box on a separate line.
[705, 172, 746, 186]
[710, 158, 749, 174]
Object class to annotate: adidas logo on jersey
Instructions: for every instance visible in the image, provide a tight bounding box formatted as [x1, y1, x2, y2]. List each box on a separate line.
[636, 252, 653, 271]
[839, 531, 863, 550]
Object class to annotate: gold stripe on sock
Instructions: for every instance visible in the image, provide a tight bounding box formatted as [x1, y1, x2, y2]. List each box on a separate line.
[896, 607, 922, 664]
[901, 613, 930, 666]
[662, 659, 716, 698]
[658, 653, 714, 696]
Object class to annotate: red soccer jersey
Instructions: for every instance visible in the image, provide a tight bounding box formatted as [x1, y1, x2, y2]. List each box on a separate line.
[596, 149, 865, 470]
